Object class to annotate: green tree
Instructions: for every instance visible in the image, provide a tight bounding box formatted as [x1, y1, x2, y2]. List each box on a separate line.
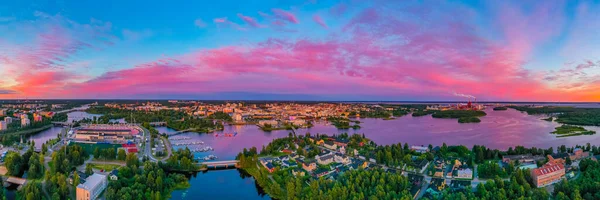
[85, 163, 93, 175]
[73, 171, 81, 186]
[117, 149, 127, 161]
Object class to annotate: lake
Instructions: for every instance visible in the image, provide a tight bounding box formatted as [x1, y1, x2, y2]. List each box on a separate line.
[161, 107, 600, 199]
[16, 107, 600, 200]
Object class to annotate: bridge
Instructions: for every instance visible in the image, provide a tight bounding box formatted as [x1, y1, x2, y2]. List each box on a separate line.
[167, 128, 195, 136]
[199, 160, 240, 169]
[149, 122, 167, 126]
[52, 121, 73, 126]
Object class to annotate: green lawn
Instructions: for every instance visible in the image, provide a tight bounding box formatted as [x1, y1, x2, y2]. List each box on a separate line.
[89, 163, 122, 171]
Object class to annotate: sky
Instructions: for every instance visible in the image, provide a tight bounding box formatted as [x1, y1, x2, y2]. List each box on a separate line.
[0, 0, 599, 101]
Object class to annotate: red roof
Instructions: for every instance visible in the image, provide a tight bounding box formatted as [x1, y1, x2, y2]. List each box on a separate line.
[127, 148, 138, 153]
[122, 144, 136, 148]
[533, 163, 564, 176]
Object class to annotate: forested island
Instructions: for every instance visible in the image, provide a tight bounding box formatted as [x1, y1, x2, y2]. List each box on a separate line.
[432, 110, 487, 123]
[508, 106, 600, 126]
[493, 107, 508, 111]
[326, 117, 361, 129]
[551, 125, 596, 138]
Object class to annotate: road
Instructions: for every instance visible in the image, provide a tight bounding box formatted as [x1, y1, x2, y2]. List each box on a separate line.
[141, 126, 172, 162]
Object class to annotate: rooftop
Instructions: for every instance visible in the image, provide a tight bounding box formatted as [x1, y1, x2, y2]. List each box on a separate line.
[77, 173, 106, 191]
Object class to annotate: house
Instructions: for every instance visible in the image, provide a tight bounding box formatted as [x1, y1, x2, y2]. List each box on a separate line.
[324, 140, 338, 150]
[292, 170, 305, 177]
[316, 139, 324, 145]
[569, 148, 590, 161]
[314, 168, 332, 178]
[411, 146, 429, 154]
[281, 149, 293, 154]
[334, 138, 349, 147]
[349, 160, 368, 170]
[339, 146, 346, 154]
[408, 174, 424, 199]
[282, 160, 297, 168]
[297, 159, 317, 172]
[455, 168, 473, 179]
[531, 163, 565, 188]
[109, 170, 118, 181]
[278, 155, 289, 162]
[260, 158, 276, 173]
[334, 154, 351, 165]
[316, 154, 334, 165]
[430, 178, 446, 192]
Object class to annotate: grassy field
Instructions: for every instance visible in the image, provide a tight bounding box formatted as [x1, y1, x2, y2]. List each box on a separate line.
[89, 163, 122, 171]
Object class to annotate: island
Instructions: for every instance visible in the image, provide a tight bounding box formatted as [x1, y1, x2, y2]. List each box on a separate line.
[431, 110, 487, 123]
[493, 107, 508, 111]
[458, 116, 481, 123]
[551, 125, 596, 138]
[327, 117, 361, 129]
[508, 106, 600, 126]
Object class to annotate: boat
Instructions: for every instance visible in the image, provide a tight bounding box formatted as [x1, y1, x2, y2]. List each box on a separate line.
[202, 155, 218, 161]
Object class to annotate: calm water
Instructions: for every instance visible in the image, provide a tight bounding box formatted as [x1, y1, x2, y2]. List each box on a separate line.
[15, 107, 600, 200]
[161, 107, 600, 200]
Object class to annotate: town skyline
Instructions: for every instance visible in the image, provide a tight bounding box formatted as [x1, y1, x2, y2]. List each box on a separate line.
[1, 1, 600, 101]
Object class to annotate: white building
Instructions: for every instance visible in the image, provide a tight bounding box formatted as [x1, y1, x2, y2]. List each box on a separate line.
[259, 120, 278, 126]
[410, 146, 429, 154]
[456, 168, 473, 179]
[21, 118, 30, 127]
[76, 173, 108, 200]
[334, 154, 351, 165]
[4, 117, 12, 124]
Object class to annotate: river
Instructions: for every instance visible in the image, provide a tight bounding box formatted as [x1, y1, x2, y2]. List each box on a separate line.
[16, 107, 600, 199]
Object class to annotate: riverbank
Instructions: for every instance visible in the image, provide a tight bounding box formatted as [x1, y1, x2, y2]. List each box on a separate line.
[0, 124, 53, 136]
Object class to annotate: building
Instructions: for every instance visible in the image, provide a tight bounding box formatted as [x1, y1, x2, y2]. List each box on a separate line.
[323, 140, 337, 150]
[316, 154, 334, 165]
[4, 117, 12, 124]
[109, 170, 118, 181]
[0, 121, 6, 131]
[21, 118, 30, 127]
[258, 120, 278, 126]
[0, 109, 5, 116]
[531, 163, 565, 188]
[411, 146, 429, 154]
[334, 154, 351, 165]
[74, 125, 138, 143]
[502, 154, 545, 165]
[76, 173, 108, 200]
[456, 168, 473, 179]
[233, 113, 243, 122]
[569, 148, 589, 161]
[297, 159, 316, 172]
[33, 113, 43, 122]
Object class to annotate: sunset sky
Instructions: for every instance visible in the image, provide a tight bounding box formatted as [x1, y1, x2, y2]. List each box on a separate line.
[0, 0, 599, 101]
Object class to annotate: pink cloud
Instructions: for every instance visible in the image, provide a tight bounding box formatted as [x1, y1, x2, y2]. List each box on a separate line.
[213, 17, 246, 31]
[237, 14, 263, 28]
[271, 8, 299, 24]
[312, 14, 327, 28]
[4, 2, 600, 101]
[194, 19, 207, 28]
